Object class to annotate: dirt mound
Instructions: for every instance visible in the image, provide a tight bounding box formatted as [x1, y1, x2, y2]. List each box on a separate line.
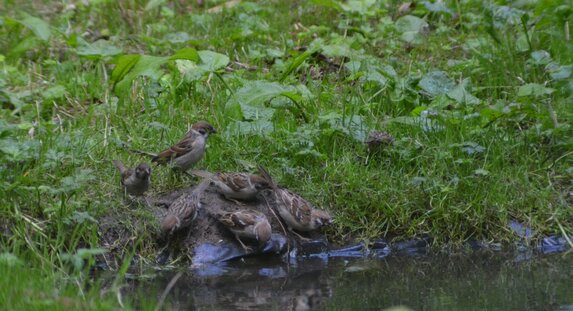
[98, 183, 328, 267]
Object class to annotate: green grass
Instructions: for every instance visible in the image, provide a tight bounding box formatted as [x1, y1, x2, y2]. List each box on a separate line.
[1, 0, 573, 309]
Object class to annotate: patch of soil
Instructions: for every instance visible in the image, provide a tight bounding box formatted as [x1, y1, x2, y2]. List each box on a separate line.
[98, 183, 328, 266]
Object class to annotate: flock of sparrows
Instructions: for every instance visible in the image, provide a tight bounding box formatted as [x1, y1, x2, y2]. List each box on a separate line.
[112, 121, 336, 250]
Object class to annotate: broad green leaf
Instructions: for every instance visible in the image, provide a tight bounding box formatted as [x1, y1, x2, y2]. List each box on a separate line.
[321, 43, 352, 58]
[8, 36, 41, 57]
[480, 107, 503, 121]
[423, 1, 453, 14]
[517, 83, 554, 97]
[545, 63, 572, 81]
[15, 13, 51, 41]
[530, 50, 551, 65]
[164, 31, 191, 43]
[226, 120, 274, 135]
[76, 39, 122, 57]
[113, 55, 169, 98]
[395, 15, 429, 44]
[225, 81, 311, 120]
[198, 50, 229, 72]
[363, 70, 388, 86]
[447, 82, 480, 105]
[176, 59, 207, 81]
[225, 81, 289, 119]
[111, 54, 141, 86]
[280, 47, 317, 82]
[240, 104, 276, 121]
[170, 47, 199, 62]
[339, 0, 377, 14]
[418, 71, 454, 97]
[319, 112, 368, 141]
[515, 34, 530, 52]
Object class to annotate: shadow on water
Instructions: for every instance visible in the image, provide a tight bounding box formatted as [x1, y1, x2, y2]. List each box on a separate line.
[123, 250, 573, 311]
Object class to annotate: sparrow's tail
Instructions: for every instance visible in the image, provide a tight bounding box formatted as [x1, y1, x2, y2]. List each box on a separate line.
[112, 160, 127, 174]
[131, 148, 158, 158]
[118, 141, 158, 159]
[257, 165, 277, 191]
[194, 179, 211, 193]
[190, 170, 217, 181]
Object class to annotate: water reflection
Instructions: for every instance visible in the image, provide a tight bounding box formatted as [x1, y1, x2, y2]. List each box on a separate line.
[128, 251, 573, 310]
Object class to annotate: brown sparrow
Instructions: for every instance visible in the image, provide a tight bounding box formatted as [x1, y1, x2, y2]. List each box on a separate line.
[365, 130, 394, 152]
[112, 160, 151, 196]
[274, 187, 333, 234]
[152, 121, 216, 171]
[161, 181, 209, 234]
[191, 168, 273, 201]
[214, 209, 272, 251]
[257, 166, 333, 236]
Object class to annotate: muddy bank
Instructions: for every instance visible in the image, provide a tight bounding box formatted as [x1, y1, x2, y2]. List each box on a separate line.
[97, 184, 571, 270]
[98, 183, 327, 268]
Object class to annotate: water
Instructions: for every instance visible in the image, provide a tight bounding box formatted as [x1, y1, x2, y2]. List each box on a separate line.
[127, 251, 573, 310]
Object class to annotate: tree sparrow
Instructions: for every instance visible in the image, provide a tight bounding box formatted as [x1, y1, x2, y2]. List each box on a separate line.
[152, 121, 216, 171]
[257, 166, 333, 236]
[214, 209, 272, 251]
[274, 187, 333, 234]
[112, 160, 151, 196]
[365, 130, 394, 152]
[191, 168, 273, 201]
[161, 181, 209, 234]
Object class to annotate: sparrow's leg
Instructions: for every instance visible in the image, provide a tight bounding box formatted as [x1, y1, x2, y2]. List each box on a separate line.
[234, 234, 252, 252]
[288, 227, 311, 241]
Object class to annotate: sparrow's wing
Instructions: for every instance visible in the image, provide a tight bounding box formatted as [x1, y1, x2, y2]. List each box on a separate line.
[152, 133, 196, 164]
[220, 211, 257, 230]
[219, 173, 251, 192]
[280, 188, 312, 225]
[169, 192, 199, 227]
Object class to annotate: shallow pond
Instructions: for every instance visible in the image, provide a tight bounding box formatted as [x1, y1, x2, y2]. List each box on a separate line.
[125, 249, 573, 310]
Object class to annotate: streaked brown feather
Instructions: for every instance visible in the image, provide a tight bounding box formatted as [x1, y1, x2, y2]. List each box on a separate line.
[152, 133, 195, 163]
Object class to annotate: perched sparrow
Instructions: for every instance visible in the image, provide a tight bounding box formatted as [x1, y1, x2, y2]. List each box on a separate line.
[161, 181, 209, 234]
[215, 209, 272, 250]
[274, 187, 333, 235]
[257, 165, 333, 235]
[152, 121, 216, 171]
[365, 130, 394, 152]
[112, 160, 151, 196]
[191, 168, 273, 201]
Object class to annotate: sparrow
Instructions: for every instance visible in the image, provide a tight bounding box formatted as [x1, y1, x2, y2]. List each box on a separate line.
[111, 160, 151, 196]
[364, 130, 394, 152]
[191, 167, 273, 201]
[274, 187, 333, 234]
[152, 121, 216, 171]
[214, 209, 272, 251]
[161, 181, 209, 234]
[257, 166, 333, 237]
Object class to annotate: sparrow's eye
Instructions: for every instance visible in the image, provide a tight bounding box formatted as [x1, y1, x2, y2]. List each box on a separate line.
[198, 129, 207, 135]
